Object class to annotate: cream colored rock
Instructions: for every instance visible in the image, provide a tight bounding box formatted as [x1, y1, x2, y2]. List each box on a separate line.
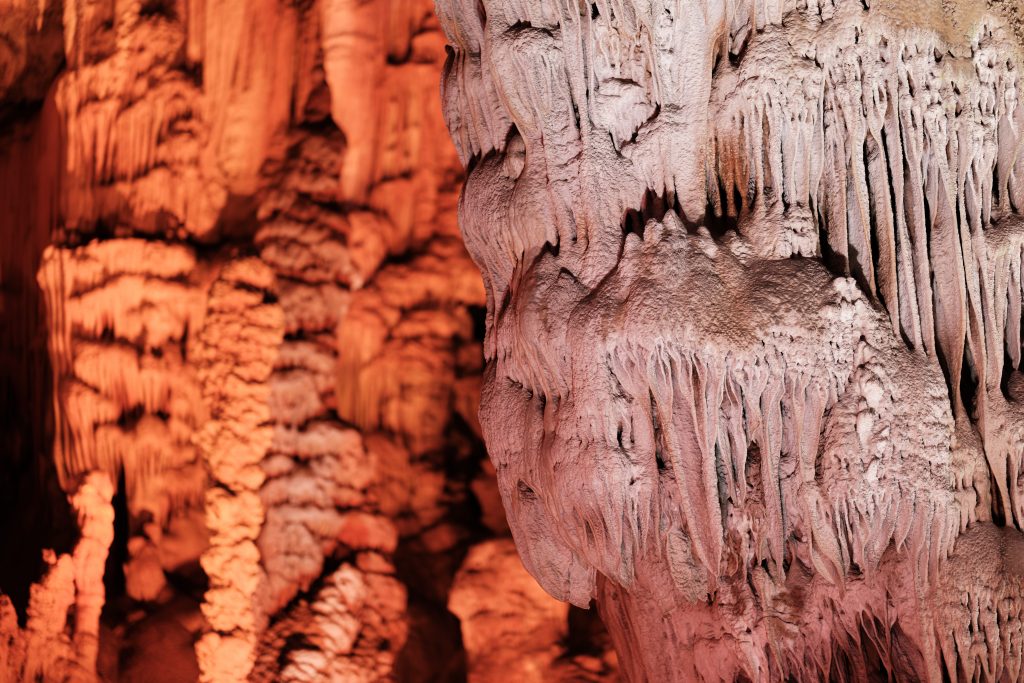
[437, 0, 1024, 679]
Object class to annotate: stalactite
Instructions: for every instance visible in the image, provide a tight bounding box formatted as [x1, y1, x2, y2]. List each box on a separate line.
[437, 0, 1024, 679]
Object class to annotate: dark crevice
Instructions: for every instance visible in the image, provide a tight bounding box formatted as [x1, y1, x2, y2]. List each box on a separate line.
[650, 391, 668, 472]
[620, 188, 675, 240]
[729, 29, 751, 67]
[863, 139, 882, 299]
[992, 464, 1008, 527]
[0, 113, 78, 617]
[139, 0, 177, 20]
[761, 110, 775, 201]
[505, 20, 553, 38]
[393, 419, 493, 682]
[706, 180, 740, 239]
[816, 202, 845, 279]
[386, 48, 412, 66]
[104, 469, 130, 601]
[468, 305, 487, 343]
[465, 151, 483, 176]
[959, 342, 979, 419]
[744, 442, 763, 496]
[540, 239, 561, 259]
[634, 103, 660, 145]
[1000, 345, 1018, 399]
[992, 157, 1001, 210]
[565, 600, 614, 661]
[393, 598, 467, 683]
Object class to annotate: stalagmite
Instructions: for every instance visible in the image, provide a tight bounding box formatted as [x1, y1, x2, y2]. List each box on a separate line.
[193, 259, 283, 683]
[436, 0, 1024, 678]
[2, 0, 510, 676]
[0, 472, 114, 682]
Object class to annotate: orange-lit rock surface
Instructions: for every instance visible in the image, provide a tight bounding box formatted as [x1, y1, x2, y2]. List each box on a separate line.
[1, 472, 114, 682]
[0, 0, 612, 680]
[449, 539, 617, 683]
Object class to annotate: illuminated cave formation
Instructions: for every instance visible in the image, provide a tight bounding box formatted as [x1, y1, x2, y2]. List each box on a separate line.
[437, 0, 1024, 680]
[4, 0, 1024, 681]
[1, 0, 614, 681]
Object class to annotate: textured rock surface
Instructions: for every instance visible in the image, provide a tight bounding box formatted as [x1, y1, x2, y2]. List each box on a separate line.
[1, 0, 607, 679]
[193, 259, 283, 682]
[1, 472, 114, 682]
[450, 538, 617, 683]
[38, 239, 210, 608]
[437, 0, 1024, 679]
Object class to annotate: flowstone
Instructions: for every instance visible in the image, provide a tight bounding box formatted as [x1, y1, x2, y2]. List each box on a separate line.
[437, 0, 1024, 679]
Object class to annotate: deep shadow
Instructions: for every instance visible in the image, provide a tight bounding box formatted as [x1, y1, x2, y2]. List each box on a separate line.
[0, 95, 77, 622]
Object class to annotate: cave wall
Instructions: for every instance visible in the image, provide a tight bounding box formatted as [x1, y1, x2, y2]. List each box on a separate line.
[436, 0, 1024, 680]
[19, 0, 1024, 680]
[0, 0, 616, 681]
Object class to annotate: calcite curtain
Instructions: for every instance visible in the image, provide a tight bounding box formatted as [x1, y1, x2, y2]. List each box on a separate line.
[436, 0, 1024, 680]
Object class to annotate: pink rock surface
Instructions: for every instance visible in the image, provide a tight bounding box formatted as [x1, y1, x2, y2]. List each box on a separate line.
[436, 0, 1024, 679]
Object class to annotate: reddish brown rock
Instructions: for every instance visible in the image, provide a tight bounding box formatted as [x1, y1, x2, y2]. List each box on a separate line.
[450, 539, 617, 683]
[0, 0, 613, 679]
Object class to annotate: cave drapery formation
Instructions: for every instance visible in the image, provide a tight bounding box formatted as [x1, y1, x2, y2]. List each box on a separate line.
[0, 0, 618, 681]
[9, 0, 1024, 681]
[436, 0, 1024, 680]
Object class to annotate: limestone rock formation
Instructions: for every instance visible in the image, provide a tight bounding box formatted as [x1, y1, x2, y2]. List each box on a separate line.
[437, 0, 1024, 679]
[450, 538, 617, 683]
[2, 0, 603, 680]
[38, 239, 211, 607]
[1, 472, 114, 682]
[193, 258, 283, 682]
[16, 0, 1024, 678]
